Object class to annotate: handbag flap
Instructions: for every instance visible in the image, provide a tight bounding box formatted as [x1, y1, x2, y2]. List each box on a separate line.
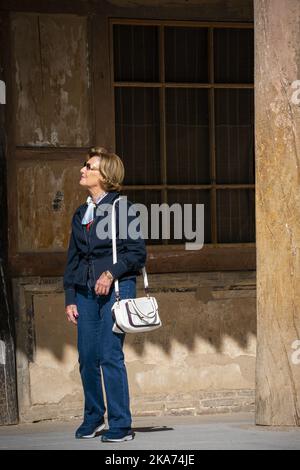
[128, 297, 157, 318]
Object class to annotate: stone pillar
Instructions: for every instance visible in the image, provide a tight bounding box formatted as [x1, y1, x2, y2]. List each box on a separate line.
[255, 0, 300, 425]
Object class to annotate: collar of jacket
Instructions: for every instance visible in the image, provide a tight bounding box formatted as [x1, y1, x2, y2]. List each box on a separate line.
[77, 190, 121, 220]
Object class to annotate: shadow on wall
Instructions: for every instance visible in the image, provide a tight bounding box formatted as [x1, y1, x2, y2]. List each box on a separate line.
[14, 272, 256, 362]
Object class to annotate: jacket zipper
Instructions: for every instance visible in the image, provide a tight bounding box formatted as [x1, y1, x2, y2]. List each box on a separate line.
[83, 218, 93, 286]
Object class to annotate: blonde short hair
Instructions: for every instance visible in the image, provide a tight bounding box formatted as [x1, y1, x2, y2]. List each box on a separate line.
[88, 147, 124, 192]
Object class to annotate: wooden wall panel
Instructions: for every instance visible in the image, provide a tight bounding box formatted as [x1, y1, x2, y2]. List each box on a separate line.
[12, 13, 91, 146]
[17, 159, 85, 251]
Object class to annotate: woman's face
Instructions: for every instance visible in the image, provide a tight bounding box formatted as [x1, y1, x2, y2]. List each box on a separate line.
[80, 156, 105, 190]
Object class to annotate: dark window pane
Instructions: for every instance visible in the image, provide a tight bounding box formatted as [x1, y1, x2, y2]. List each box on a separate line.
[214, 28, 254, 83]
[215, 89, 254, 184]
[121, 190, 162, 245]
[113, 25, 159, 82]
[167, 190, 211, 244]
[166, 89, 210, 184]
[115, 88, 161, 185]
[217, 189, 255, 243]
[165, 27, 208, 83]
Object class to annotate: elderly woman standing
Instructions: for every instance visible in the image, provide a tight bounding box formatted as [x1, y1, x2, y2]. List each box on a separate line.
[64, 147, 146, 443]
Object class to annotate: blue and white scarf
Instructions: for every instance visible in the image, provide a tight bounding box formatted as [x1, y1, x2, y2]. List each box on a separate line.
[81, 192, 108, 225]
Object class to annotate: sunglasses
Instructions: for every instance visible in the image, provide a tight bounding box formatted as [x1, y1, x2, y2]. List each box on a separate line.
[82, 161, 100, 171]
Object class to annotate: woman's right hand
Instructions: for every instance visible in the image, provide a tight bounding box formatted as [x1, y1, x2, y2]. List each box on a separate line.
[65, 304, 79, 324]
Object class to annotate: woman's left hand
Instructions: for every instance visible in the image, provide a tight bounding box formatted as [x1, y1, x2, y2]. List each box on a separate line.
[95, 272, 113, 296]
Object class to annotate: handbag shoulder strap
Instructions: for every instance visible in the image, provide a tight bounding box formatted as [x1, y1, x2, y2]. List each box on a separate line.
[111, 196, 149, 301]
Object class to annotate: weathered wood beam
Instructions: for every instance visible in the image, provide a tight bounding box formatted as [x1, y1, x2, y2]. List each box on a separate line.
[0, 10, 18, 425]
[255, 0, 300, 426]
[9, 244, 256, 277]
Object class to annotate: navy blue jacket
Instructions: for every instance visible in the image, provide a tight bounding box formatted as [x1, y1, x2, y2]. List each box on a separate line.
[63, 191, 147, 306]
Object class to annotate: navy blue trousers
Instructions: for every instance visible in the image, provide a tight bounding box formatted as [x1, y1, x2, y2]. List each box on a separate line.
[75, 278, 136, 430]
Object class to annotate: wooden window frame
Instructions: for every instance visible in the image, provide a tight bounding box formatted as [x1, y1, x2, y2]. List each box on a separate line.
[109, 18, 255, 270]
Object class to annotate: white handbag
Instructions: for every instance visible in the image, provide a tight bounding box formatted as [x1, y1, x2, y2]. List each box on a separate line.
[111, 197, 162, 334]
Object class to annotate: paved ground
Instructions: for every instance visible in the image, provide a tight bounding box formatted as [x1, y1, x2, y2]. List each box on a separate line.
[0, 413, 299, 450]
